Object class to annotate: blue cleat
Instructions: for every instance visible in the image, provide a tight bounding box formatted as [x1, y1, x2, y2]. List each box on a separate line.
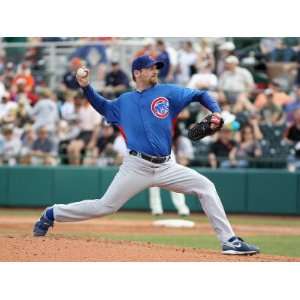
[222, 236, 260, 255]
[33, 213, 54, 237]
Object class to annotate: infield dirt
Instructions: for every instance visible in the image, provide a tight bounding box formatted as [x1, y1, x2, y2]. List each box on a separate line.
[1, 215, 300, 262]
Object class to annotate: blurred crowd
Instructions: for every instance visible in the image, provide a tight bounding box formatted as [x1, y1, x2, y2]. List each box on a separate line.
[1, 37, 300, 171]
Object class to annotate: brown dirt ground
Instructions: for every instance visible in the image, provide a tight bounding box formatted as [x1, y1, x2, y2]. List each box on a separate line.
[0, 215, 300, 262]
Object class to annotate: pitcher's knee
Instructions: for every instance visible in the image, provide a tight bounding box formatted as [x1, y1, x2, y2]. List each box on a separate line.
[201, 176, 216, 192]
[104, 205, 119, 214]
[94, 200, 119, 216]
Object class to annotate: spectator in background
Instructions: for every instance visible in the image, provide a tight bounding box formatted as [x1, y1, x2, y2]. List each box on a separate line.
[4, 37, 300, 170]
[30, 126, 57, 166]
[260, 38, 281, 56]
[196, 38, 215, 73]
[85, 123, 127, 167]
[285, 108, 300, 171]
[11, 76, 40, 108]
[70, 38, 108, 90]
[258, 98, 288, 163]
[102, 61, 130, 99]
[67, 93, 102, 165]
[15, 97, 33, 128]
[0, 91, 17, 125]
[11, 76, 31, 104]
[268, 38, 296, 62]
[2, 62, 15, 90]
[23, 38, 45, 73]
[60, 90, 77, 122]
[254, 79, 291, 111]
[216, 41, 235, 76]
[155, 39, 175, 83]
[285, 85, 300, 123]
[83, 122, 118, 166]
[19, 125, 36, 165]
[0, 125, 21, 165]
[294, 44, 300, 86]
[55, 120, 80, 165]
[176, 41, 198, 86]
[219, 55, 255, 105]
[246, 113, 264, 141]
[208, 127, 238, 169]
[166, 41, 179, 82]
[134, 38, 157, 58]
[12, 62, 35, 93]
[258, 89, 283, 124]
[173, 123, 194, 166]
[0, 48, 5, 73]
[61, 57, 83, 93]
[187, 61, 218, 91]
[0, 69, 6, 100]
[31, 88, 59, 133]
[10, 68, 39, 106]
[229, 124, 262, 168]
[95, 123, 118, 166]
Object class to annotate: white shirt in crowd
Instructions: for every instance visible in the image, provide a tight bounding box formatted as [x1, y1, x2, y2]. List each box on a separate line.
[32, 98, 59, 132]
[175, 136, 194, 160]
[0, 101, 18, 121]
[167, 46, 178, 67]
[187, 72, 218, 90]
[177, 49, 198, 85]
[0, 82, 6, 100]
[218, 67, 254, 93]
[78, 103, 102, 131]
[0, 134, 22, 165]
[60, 101, 76, 122]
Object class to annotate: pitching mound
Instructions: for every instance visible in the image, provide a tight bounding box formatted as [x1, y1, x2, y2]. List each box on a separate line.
[0, 235, 299, 262]
[1, 214, 300, 261]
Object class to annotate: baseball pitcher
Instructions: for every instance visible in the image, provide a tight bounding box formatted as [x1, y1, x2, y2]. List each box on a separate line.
[33, 55, 259, 255]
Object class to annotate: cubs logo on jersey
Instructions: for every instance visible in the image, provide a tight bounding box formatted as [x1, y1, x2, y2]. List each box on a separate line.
[151, 97, 169, 119]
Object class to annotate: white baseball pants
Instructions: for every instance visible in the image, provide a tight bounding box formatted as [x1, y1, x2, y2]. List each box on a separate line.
[53, 154, 235, 243]
[149, 187, 190, 215]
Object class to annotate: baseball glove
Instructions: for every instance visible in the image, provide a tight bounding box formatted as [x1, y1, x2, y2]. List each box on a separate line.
[188, 113, 224, 141]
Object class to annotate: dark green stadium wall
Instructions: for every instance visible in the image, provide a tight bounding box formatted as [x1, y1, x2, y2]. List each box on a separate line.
[0, 166, 300, 215]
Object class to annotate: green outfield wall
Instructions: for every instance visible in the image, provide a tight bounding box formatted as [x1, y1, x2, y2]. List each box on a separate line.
[0, 166, 299, 215]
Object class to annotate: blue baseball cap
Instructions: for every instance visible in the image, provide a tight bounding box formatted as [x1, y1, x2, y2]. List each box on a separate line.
[131, 55, 164, 74]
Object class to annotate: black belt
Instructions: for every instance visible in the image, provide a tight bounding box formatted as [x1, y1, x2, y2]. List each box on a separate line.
[129, 150, 170, 164]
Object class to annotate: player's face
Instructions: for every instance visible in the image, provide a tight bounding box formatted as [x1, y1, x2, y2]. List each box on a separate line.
[140, 65, 159, 85]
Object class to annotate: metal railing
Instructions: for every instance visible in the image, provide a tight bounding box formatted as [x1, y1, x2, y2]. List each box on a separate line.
[0, 39, 146, 89]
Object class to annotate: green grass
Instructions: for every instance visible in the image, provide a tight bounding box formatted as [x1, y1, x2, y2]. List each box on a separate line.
[245, 236, 300, 257]
[224, 215, 300, 227]
[58, 231, 300, 258]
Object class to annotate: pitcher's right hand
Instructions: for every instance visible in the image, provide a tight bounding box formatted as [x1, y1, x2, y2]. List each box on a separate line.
[76, 67, 90, 87]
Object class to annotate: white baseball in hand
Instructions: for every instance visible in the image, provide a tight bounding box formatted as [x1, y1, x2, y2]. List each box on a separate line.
[77, 67, 88, 78]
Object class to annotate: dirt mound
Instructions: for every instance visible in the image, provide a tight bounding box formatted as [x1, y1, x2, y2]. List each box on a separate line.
[1, 215, 299, 262]
[1, 235, 299, 262]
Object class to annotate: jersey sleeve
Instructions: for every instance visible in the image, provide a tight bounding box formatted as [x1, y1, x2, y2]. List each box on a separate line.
[170, 85, 221, 117]
[82, 85, 120, 125]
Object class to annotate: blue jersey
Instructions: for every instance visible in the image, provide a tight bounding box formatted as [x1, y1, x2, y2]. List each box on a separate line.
[83, 83, 221, 156]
